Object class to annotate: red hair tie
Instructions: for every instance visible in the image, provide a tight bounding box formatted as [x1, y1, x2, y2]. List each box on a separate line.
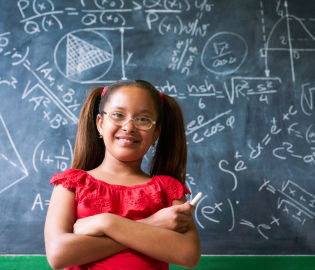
[159, 92, 164, 104]
[101, 86, 108, 96]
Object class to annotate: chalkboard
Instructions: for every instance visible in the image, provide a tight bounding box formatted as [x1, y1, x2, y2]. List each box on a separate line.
[0, 0, 314, 256]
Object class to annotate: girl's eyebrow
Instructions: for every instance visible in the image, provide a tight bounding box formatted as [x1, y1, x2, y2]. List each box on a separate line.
[109, 106, 125, 110]
[109, 107, 154, 116]
[138, 109, 154, 116]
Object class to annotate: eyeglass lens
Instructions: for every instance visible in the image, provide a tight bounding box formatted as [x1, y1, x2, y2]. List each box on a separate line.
[108, 113, 152, 129]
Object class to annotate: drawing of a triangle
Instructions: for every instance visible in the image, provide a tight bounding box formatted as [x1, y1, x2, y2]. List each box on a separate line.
[0, 114, 28, 194]
[66, 34, 113, 77]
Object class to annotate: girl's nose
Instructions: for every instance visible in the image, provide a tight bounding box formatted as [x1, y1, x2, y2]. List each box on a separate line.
[122, 118, 136, 133]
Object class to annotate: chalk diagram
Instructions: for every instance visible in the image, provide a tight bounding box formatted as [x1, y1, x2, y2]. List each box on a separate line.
[261, 1, 315, 82]
[0, 114, 28, 194]
[201, 32, 248, 75]
[54, 29, 116, 83]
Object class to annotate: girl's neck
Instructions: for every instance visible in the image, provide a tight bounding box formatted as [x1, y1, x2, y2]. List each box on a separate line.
[98, 152, 146, 177]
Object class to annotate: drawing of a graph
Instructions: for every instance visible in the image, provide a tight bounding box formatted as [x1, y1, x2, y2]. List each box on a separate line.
[66, 34, 112, 77]
[263, 2, 315, 82]
[0, 114, 28, 194]
[54, 29, 117, 83]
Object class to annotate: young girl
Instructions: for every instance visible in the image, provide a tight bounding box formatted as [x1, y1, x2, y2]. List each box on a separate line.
[44, 80, 201, 270]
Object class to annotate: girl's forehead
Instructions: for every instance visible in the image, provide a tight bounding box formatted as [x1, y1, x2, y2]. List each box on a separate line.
[105, 86, 156, 111]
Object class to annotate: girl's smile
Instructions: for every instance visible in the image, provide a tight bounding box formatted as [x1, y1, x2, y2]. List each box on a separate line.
[115, 135, 140, 146]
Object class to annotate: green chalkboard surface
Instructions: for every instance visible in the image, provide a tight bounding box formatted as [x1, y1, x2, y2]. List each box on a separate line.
[0, 255, 315, 270]
[0, 0, 314, 257]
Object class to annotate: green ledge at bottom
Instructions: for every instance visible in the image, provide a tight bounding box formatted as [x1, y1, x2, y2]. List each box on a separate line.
[0, 255, 314, 270]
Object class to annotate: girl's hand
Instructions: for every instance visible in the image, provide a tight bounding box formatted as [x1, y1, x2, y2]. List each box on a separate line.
[140, 203, 195, 233]
[73, 214, 107, 237]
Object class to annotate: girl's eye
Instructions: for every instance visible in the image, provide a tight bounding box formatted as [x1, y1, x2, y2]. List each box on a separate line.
[137, 117, 150, 122]
[111, 113, 125, 118]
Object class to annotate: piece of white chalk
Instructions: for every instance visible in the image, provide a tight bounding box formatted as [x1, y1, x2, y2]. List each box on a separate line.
[190, 192, 203, 206]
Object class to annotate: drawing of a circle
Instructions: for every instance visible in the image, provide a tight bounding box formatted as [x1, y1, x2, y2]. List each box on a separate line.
[54, 29, 114, 83]
[201, 32, 248, 75]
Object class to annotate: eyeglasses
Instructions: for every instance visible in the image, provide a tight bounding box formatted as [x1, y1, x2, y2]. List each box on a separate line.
[102, 111, 156, 130]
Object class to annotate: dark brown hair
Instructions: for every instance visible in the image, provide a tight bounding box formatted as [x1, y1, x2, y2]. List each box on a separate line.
[72, 80, 187, 184]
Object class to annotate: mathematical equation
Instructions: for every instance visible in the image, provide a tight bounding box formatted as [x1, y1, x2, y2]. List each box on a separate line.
[33, 139, 73, 173]
[192, 178, 314, 240]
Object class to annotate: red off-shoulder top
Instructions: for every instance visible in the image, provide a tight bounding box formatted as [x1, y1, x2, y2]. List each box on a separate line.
[50, 168, 191, 270]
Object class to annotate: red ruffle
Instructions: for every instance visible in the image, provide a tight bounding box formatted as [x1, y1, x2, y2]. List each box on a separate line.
[50, 169, 191, 217]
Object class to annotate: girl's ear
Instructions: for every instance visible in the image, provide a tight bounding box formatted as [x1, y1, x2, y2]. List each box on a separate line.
[96, 114, 104, 134]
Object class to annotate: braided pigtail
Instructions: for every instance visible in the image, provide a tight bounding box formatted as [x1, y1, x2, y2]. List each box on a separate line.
[149, 94, 187, 184]
[72, 87, 105, 170]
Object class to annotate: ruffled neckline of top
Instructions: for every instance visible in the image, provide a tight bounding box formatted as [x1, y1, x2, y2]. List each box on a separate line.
[65, 168, 158, 190]
[50, 168, 191, 217]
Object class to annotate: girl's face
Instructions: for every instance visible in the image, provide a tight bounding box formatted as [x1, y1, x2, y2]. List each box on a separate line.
[97, 85, 161, 163]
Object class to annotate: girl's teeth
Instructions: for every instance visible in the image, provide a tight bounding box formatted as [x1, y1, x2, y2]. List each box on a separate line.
[120, 139, 133, 142]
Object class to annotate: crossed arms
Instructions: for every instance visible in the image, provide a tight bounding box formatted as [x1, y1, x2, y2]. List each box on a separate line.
[44, 184, 201, 270]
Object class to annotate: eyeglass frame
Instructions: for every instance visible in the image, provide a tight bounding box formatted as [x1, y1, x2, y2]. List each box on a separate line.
[102, 111, 157, 130]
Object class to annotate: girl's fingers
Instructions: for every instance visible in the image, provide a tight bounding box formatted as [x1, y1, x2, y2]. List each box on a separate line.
[176, 226, 188, 233]
[178, 213, 193, 221]
[175, 203, 196, 213]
